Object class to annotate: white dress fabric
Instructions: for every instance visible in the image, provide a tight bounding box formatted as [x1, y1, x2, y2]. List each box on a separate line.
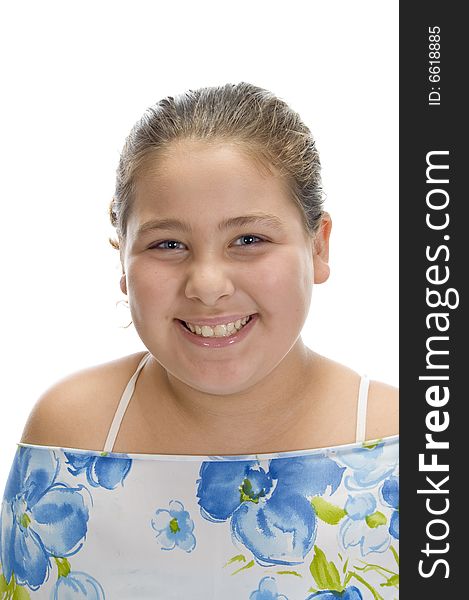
[1, 352, 399, 599]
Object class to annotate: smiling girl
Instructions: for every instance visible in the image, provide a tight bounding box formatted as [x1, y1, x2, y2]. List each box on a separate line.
[1, 83, 399, 599]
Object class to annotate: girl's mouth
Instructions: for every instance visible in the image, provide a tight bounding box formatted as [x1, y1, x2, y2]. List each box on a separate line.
[174, 314, 259, 348]
[179, 314, 254, 337]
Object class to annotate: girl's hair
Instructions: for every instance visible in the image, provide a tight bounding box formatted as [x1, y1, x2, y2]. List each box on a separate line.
[109, 82, 324, 251]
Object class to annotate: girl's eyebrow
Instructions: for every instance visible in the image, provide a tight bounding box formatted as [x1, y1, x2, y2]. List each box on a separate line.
[135, 213, 285, 236]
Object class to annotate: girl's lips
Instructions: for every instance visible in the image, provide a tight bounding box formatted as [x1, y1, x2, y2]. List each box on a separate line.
[174, 313, 259, 348]
[177, 314, 255, 327]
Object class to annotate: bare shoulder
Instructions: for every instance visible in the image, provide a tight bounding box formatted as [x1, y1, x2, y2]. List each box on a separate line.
[307, 353, 399, 444]
[20, 351, 148, 450]
[366, 380, 399, 440]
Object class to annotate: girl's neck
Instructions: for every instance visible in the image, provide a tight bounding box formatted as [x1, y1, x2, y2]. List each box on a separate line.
[144, 341, 324, 451]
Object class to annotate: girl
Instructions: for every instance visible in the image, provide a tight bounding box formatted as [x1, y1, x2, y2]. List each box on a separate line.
[1, 83, 399, 599]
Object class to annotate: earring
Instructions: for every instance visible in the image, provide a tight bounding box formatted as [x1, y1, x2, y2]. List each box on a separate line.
[114, 298, 132, 329]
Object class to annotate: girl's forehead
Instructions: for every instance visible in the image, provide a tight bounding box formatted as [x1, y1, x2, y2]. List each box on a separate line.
[133, 142, 294, 217]
[138, 140, 277, 188]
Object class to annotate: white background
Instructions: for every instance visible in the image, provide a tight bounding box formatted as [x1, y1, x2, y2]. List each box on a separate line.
[0, 1, 398, 485]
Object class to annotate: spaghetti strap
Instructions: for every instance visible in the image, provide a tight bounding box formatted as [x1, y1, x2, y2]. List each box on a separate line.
[355, 375, 370, 444]
[102, 352, 152, 453]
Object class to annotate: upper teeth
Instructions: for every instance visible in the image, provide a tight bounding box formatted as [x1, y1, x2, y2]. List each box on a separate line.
[185, 316, 251, 337]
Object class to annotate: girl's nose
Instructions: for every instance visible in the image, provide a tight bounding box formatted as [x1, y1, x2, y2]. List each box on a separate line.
[184, 261, 236, 305]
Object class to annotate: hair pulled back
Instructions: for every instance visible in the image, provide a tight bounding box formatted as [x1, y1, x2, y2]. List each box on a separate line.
[109, 82, 324, 251]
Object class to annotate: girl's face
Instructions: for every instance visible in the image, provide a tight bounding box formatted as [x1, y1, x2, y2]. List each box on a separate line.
[121, 140, 330, 396]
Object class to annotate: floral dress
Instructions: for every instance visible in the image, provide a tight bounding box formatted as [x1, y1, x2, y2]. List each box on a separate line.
[0, 436, 399, 599]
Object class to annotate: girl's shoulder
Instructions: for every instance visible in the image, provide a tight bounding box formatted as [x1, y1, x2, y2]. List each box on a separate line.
[366, 379, 399, 439]
[19, 351, 148, 450]
[19, 351, 399, 451]
[317, 355, 399, 441]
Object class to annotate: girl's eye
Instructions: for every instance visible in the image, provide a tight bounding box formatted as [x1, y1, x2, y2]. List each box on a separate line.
[148, 235, 265, 251]
[149, 240, 185, 250]
[232, 234, 264, 247]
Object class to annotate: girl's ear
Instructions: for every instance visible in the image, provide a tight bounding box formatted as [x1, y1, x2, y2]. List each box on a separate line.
[312, 212, 332, 284]
[120, 273, 127, 295]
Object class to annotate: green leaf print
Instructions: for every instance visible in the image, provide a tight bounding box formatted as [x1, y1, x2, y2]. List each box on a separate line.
[345, 571, 384, 600]
[54, 557, 72, 578]
[224, 554, 263, 577]
[306, 549, 396, 600]
[311, 496, 347, 525]
[309, 546, 344, 592]
[224, 553, 256, 575]
[365, 511, 387, 528]
[390, 544, 399, 566]
[353, 549, 400, 592]
[230, 560, 255, 575]
[0, 572, 31, 600]
[224, 554, 247, 566]
[362, 438, 383, 449]
[382, 574, 399, 587]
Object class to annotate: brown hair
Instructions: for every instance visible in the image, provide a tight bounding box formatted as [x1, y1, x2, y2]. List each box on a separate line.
[109, 82, 324, 252]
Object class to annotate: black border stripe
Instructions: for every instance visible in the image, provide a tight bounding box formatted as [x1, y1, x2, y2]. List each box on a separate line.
[400, 3, 465, 595]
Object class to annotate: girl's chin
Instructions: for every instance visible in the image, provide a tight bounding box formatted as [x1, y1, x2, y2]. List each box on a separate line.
[165, 357, 262, 396]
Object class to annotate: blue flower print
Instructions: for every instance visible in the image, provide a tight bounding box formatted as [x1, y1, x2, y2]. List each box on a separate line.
[151, 500, 196, 552]
[63, 452, 132, 490]
[198, 461, 273, 522]
[336, 441, 398, 490]
[306, 586, 363, 599]
[197, 455, 345, 566]
[380, 475, 399, 539]
[51, 570, 105, 599]
[345, 494, 377, 520]
[339, 493, 390, 556]
[249, 576, 288, 600]
[0, 447, 89, 591]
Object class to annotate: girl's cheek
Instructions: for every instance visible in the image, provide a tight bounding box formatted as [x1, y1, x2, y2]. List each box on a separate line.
[260, 261, 303, 293]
